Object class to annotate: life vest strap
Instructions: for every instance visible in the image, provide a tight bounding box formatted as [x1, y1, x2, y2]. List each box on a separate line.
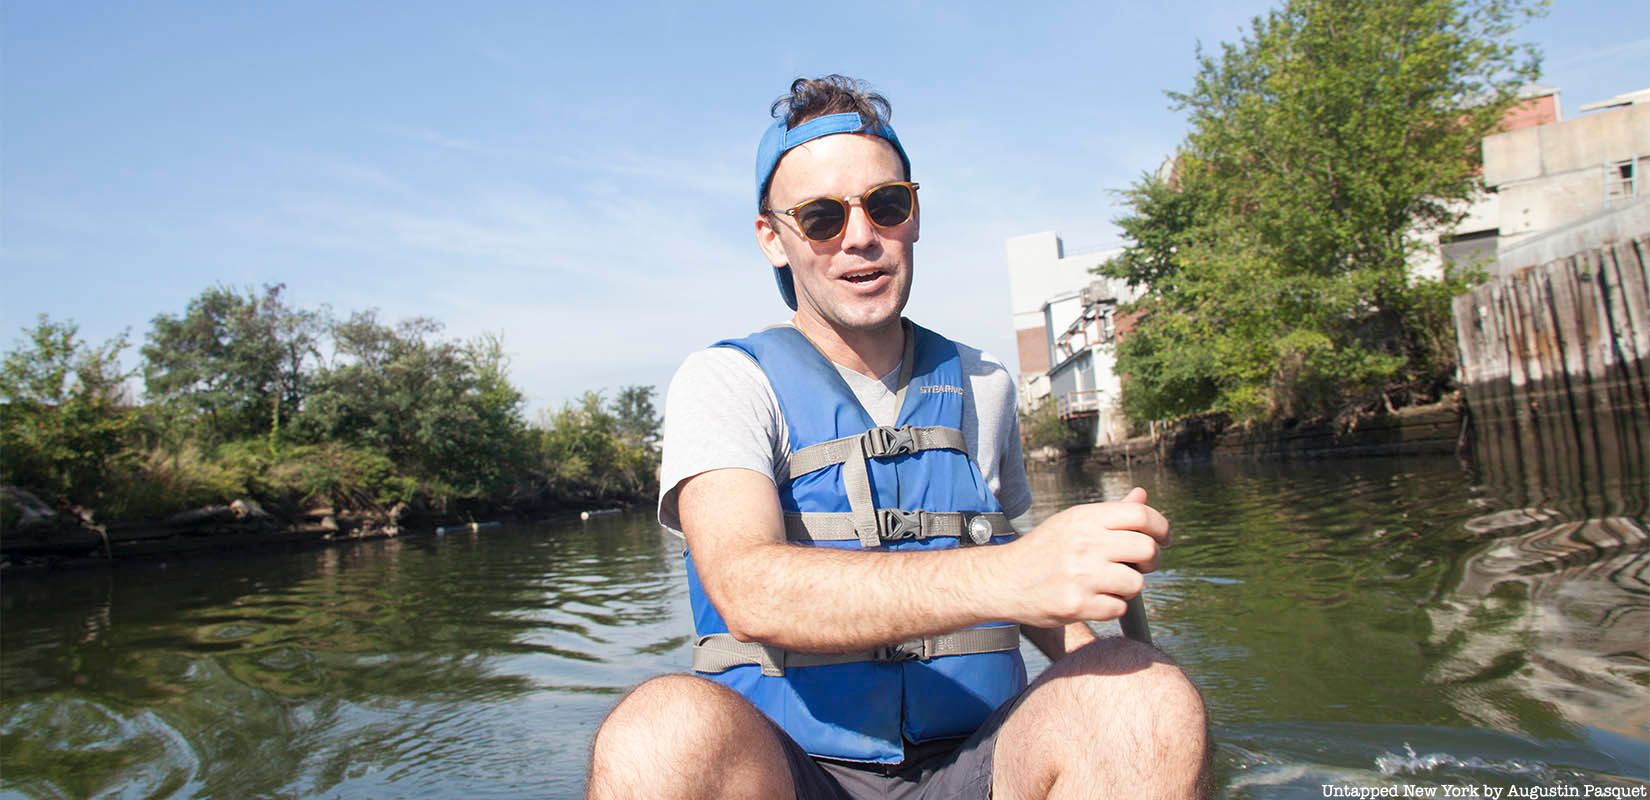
[784, 511, 1014, 544]
[787, 425, 966, 479]
[790, 424, 968, 548]
[691, 625, 1022, 678]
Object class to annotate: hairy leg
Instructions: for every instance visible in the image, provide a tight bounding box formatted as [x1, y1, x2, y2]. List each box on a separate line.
[992, 636, 1210, 800]
[586, 674, 796, 800]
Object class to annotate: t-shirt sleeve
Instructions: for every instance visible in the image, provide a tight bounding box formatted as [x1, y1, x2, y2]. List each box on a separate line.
[956, 341, 1035, 520]
[988, 364, 1034, 520]
[657, 347, 785, 535]
[996, 399, 1034, 521]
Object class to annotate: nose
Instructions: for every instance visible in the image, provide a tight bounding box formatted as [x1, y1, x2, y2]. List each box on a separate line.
[838, 200, 878, 251]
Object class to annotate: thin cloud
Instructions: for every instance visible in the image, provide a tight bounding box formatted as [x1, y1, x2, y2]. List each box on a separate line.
[382, 125, 503, 155]
[1547, 35, 1650, 69]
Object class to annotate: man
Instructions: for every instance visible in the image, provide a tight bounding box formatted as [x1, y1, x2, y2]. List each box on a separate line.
[588, 76, 1209, 800]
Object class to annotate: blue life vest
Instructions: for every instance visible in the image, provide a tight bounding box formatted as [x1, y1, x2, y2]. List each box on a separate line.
[683, 321, 1027, 764]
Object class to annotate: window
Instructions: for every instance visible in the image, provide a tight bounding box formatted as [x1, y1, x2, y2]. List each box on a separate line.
[1605, 159, 1637, 207]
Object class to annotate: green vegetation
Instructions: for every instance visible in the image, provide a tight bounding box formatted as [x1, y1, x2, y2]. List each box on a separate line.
[1, 285, 660, 525]
[1, 317, 135, 508]
[1021, 397, 1084, 451]
[1101, 0, 1542, 425]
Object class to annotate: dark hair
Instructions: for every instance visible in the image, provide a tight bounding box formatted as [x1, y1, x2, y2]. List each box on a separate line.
[770, 74, 894, 131]
[762, 75, 904, 208]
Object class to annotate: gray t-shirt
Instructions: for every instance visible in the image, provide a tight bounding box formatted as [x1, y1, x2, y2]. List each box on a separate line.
[657, 326, 1033, 535]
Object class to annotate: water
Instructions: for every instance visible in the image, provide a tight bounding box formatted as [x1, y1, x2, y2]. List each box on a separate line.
[3, 450, 1646, 797]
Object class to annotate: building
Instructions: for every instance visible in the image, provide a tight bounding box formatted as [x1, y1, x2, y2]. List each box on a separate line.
[1008, 86, 1647, 447]
[1441, 86, 1650, 276]
[1005, 231, 1135, 445]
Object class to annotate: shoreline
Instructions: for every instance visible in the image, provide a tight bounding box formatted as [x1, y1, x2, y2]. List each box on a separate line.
[1029, 395, 1467, 469]
[0, 500, 645, 573]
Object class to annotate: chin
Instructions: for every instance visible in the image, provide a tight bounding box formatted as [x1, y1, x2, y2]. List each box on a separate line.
[832, 302, 906, 332]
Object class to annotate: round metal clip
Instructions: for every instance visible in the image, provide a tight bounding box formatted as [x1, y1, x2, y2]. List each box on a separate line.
[967, 515, 994, 545]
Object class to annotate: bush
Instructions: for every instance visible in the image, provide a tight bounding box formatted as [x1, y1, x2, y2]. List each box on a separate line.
[0, 317, 135, 506]
[534, 389, 660, 503]
[1021, 398, 1083, 451]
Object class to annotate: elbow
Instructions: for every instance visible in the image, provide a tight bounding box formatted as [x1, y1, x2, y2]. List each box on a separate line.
[721, 612, 774, 645]
[712, 580, 782, 643]
[702, 553, 783, 645]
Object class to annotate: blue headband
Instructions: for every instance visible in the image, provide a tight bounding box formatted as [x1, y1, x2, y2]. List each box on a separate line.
[754, 112, 912, 310]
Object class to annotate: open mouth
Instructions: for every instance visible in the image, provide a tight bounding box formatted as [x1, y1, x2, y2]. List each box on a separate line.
[841, 268, 887, 284]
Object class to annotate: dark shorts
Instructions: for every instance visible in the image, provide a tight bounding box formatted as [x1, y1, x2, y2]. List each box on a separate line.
[768, 696, 1018, 800]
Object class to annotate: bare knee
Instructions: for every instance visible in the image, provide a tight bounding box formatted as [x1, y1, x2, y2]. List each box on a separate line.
[1055, 636, 1204, 713]
[588, 674, 790, 800]
[996, 638, 1210, 799]
[594, 674, 741, 762]
[1071, 638, 1210, 785]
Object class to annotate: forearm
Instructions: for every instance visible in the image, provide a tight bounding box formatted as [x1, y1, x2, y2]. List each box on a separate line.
[708, 540, 1016, 652]
[683, 470, 1166, 655]
[1021, 622, 1099, 661]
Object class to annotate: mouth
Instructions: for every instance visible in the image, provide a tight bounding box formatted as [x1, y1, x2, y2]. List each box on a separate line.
[839, 267, 889, 285]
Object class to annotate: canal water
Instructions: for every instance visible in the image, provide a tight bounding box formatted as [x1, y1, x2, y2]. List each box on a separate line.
[2, 448, 1646, 796]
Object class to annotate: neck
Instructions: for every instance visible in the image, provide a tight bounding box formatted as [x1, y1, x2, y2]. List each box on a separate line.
[791, 314, 906, 378]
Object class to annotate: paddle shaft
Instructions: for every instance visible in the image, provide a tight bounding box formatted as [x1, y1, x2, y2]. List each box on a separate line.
[1119, 594, 1152, 645]
[1116, 492, 1154, 646]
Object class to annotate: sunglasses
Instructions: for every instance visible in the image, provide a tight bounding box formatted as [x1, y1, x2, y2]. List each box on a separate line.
[765, 181, 920, 242]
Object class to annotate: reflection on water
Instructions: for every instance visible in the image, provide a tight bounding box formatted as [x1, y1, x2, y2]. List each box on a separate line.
[2, 402, 1646, 797]
[1, 514, 689, 799]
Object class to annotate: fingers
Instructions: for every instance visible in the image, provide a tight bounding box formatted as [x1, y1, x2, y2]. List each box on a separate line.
[1079, 563, 1148, 619]
[1090, 529, 1158, 569]
[1009, 491, 1171, 626]
[1045, 562, 1146, 623]
[1069, 500, 1171, 546]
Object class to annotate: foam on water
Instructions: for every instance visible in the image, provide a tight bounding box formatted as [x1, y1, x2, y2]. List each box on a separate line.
[1376, 743, 1555, 781]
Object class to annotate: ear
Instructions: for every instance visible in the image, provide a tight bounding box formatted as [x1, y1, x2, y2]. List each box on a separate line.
[755, 213, 790, 268]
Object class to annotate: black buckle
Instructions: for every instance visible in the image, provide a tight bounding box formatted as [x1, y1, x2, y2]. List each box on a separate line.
[864, 425, 917, 457]
[878, 508, 923, 540]
[876, 639, 925, 662]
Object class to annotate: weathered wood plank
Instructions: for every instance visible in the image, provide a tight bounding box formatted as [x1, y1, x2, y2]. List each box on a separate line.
[1605, 239, 1650, 411]
[1462, 243, 1650, 392]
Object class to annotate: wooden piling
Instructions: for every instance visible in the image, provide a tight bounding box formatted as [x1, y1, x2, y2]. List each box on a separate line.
[1454, 234, 1650, 508]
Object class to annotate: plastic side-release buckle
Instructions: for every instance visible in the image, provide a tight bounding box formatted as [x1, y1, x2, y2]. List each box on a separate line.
[876, 638, 927, 662]
[863, 425, 917, 458]
[878, 508, 922, 540]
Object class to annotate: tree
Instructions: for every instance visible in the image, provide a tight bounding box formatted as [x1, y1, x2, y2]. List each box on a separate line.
[1101, 0, 1542, 422]
[612, 385, 661, 451]
[0, 316, 134, 503]
[533, 387, 661, 503]
[142, 284, 321, 444]
[298, 313, 529, 497]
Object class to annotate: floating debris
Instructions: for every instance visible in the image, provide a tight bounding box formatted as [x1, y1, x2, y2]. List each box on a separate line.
[434, 521, 502, 535]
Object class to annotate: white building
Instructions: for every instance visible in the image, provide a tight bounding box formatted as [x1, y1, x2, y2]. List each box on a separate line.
[1005, 231, 1135, 445]
[1436, 86, 1649, 277]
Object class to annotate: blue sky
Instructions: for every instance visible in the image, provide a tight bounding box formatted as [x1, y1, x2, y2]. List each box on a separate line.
[4, 2, 1646, 414]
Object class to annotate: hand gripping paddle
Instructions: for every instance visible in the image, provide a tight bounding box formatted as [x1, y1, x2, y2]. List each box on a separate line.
[1118, 490, 1154, 646]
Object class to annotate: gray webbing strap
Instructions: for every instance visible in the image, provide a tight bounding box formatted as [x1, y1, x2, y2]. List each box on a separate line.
[691, 625, 1022, 677]
[784, 511, 1014, 543]
[840, 440, 881, 548]
[787, 426, 967, 479]
[889, 319, 917, 420]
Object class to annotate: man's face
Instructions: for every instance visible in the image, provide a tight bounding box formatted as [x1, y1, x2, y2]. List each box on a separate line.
[755, 133, 918, 337]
